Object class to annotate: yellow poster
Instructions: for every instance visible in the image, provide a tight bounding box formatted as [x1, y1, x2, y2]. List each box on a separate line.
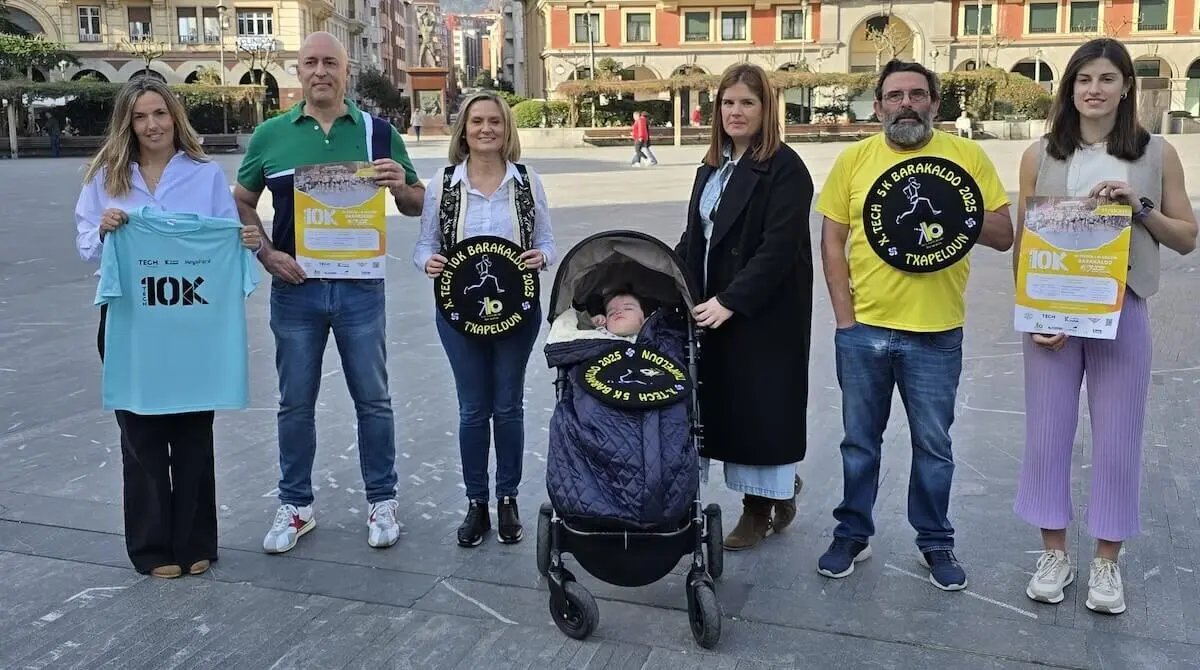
[1014, 196, 1132, 340]
[294, 161, 387, 279]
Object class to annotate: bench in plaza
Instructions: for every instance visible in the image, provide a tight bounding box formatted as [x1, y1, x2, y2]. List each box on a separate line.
[1, 133, 240, 158]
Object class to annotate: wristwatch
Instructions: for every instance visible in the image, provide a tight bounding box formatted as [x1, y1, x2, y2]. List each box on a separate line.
[1134, 196, 1155, 221]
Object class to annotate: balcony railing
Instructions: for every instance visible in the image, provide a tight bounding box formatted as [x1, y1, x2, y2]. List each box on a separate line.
[1136, 20, 1167, 30]
[179, 33, 199, 44]
[79, 31, 101, 42]
[1028, 25, 1056, 33]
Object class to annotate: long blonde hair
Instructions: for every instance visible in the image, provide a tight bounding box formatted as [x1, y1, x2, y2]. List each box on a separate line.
[447, 92, 521, 165]
[83, 76, 209, 196]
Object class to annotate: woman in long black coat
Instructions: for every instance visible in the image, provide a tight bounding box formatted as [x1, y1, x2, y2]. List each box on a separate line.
[675, 63, 814, 551]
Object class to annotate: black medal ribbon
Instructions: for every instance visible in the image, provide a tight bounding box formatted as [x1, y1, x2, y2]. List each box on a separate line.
[434, 235, 539, 340]
[861, 156, 985, 273]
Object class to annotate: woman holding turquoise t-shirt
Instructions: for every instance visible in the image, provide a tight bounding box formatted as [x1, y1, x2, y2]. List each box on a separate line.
[74, 76, 261, 580]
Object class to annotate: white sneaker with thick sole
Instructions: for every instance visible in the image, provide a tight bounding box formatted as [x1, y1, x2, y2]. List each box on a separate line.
[1026, 549, 1073, 604]
[1086, 557, 1126, 614]
[367, 499, 401, 548]
[263, 504, 315, 554]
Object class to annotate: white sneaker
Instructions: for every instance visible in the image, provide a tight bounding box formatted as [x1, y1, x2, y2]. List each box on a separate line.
[1026, 549, 1073, 603]
[1086, 557, 1126, 614]
[263, 504, 315, 554]
[367, 499, 401, 548]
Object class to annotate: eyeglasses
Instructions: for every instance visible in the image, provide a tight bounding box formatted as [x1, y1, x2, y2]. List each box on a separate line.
[882, 89, 931, 104]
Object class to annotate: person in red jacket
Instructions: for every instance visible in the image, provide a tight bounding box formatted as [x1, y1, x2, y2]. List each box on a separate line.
[630, 111, 658, 166]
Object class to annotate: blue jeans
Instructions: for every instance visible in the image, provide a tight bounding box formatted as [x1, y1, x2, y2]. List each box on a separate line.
[269, 278, 397, 506]
[435, 308, 540, 502]
[832, 323, 963, 551]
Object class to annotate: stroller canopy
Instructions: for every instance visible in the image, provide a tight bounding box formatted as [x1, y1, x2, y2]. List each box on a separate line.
[547, 230, 700, 325]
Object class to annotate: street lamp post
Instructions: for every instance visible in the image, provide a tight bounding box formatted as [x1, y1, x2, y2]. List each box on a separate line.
[975, 0, 983, 68]
[584, 0, 595, 127]
[217, 2, 229, 134]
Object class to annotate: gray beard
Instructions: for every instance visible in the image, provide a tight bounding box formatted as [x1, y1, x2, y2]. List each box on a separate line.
[884, 116, 933, 147]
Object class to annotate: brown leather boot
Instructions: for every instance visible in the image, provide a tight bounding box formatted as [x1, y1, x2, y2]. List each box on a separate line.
[723, 495, 773, 551]
[771, 475, 805, 534]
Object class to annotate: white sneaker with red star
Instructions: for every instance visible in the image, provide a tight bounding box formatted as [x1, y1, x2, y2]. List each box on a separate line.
[263, 504, 315, 554]
[367, 499, 401, 548]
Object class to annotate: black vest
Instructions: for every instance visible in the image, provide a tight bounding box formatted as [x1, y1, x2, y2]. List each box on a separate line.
[436, 163, 537, 253]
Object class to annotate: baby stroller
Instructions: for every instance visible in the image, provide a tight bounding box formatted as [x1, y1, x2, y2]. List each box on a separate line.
[535, 230, 723, 649]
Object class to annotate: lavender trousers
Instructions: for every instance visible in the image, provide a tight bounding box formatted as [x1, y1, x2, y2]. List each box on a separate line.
[1013, 293, 1152, 542]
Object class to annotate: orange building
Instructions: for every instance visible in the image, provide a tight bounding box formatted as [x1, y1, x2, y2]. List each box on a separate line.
[521, 0, 1200, 116]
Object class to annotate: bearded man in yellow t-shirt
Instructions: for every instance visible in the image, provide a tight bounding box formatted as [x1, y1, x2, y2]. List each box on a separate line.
[814, 59, 1014, 592]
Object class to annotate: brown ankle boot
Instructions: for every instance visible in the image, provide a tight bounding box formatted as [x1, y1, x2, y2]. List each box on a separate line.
[723, 495, 773, 550]
[771, 475, 804, 534]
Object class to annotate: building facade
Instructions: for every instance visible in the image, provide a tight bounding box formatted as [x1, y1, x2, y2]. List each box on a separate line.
[522, 0, 1200, 115]
[3, 0, 410, 110]
[382, 0, 418, 99]
[501, 0, 525, 93]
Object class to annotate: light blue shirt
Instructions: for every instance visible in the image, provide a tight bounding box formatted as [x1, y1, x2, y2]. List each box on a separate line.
[95, 206, 259, 414]
[412, 159, 556, 271]
[697, 144, 738, 292]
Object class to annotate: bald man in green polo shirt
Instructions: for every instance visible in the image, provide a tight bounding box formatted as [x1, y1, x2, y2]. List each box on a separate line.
[234, 31, 423, 554]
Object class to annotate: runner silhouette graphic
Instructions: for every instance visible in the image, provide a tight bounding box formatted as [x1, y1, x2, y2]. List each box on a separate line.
[895, 177, 942, 225]
[465, 255, 504, 293]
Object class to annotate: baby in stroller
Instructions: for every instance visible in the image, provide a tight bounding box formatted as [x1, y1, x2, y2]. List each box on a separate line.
[537, 231, 722, 648]
[545, 272, 696, 532]
[580, 290, 651, 340]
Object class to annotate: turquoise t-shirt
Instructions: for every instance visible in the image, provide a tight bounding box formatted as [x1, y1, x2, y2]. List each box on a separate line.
[95, 206, 259, 414]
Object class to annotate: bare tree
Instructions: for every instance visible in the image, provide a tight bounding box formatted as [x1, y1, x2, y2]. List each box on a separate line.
[866, 18, 913, 69]
[120, 38, 169, 76]
[236, 36, 281, 123]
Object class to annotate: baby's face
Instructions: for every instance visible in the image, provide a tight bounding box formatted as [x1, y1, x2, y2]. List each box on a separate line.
[605, 295, 645, 336]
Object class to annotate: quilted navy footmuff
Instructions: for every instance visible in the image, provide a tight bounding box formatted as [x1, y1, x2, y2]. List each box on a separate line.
[545, 309, 698, 531]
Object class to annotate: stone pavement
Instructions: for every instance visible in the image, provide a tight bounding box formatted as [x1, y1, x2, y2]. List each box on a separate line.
[1, 135, 1199, 669]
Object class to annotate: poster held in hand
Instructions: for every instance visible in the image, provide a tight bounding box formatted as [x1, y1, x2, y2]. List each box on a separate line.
[1013, 196, 1132, 340]
[293, 161, 388, 279]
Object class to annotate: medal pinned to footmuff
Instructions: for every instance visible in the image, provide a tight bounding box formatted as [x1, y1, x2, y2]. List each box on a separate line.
[862, 156, 985, 273]
[435, 235, 539, 339]
[578, 344, 692, 409]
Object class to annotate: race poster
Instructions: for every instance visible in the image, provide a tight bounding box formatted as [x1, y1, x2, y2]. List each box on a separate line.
[294, 162, 387, 279]
[1014, 196, 1132, 340]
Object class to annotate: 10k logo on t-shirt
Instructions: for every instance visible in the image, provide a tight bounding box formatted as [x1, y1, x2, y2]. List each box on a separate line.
[141, 274, 209, 306]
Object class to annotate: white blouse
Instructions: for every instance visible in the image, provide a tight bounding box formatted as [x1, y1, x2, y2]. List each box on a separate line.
[1066, 142, 1130, 198]
[75, 151, 239, 265]
[412, 159, 556, 272]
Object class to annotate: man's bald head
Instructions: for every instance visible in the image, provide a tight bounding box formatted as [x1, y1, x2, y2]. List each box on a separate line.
[299, 31, 348, 62]
[297, 31, 349, 107]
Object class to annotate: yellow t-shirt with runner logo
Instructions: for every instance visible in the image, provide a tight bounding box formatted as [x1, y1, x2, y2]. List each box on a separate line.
[816, 130, 1009, 332]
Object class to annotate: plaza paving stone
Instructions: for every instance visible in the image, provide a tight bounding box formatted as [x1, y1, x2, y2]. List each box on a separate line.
[1, 135, 1199, 669]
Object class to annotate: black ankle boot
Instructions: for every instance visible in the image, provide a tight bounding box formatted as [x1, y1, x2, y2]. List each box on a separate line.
[497, 496, 523, 544]
[458, 500, 490, 547]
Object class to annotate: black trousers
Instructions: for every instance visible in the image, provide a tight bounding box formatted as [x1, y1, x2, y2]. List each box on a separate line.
[100, 305, 220, 573]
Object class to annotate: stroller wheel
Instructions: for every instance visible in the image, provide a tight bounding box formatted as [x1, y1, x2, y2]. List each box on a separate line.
[550, 580, 598, 640]
[687, 582, 722, 649]
[536, 502, 553, 577]
[703, 504, 724, 580]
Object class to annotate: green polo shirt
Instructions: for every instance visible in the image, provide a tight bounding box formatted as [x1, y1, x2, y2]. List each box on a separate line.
[237, 98, 419, 256]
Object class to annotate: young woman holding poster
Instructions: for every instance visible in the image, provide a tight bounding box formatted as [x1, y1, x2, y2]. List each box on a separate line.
[413, 92, 557, 548]
[1012, 38, 1197, 614]
[674, 63, 814, 552]
[74, 76, 262, 579]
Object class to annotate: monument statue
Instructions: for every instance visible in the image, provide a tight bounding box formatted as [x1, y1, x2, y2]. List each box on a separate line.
[417, 7, 441, 68]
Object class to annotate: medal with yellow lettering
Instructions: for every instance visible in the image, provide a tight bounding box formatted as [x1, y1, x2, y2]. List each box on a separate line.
[435, 235, 539, 339]
[861, 156, 984, 273]
[577, 344, 692, 410]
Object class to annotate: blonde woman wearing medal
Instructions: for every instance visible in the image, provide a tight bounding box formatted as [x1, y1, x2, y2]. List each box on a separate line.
[413, 92, 557, 548]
